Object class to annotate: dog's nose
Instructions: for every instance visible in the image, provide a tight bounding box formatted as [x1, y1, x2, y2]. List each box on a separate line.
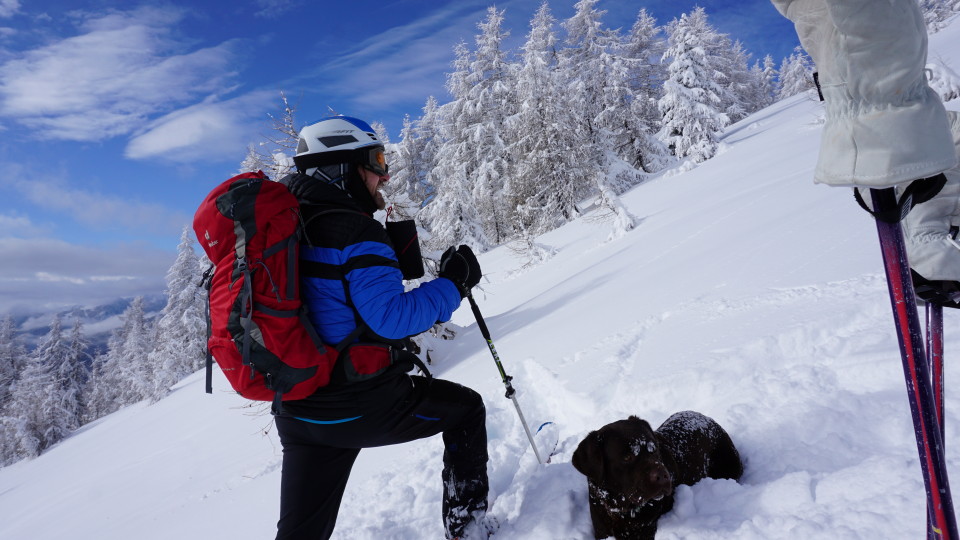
[650, 467, 670, 489]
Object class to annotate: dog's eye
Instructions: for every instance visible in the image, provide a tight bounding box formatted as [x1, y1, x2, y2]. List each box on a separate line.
[623, 454, 634, 463]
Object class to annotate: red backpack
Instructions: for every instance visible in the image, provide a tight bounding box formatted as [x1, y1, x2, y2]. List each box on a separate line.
[193, 171, 337, 409]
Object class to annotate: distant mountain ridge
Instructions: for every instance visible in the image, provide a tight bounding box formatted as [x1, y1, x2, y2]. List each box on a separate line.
[11, 294, 167, 354]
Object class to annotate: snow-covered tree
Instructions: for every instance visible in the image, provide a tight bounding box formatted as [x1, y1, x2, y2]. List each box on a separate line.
[560, 0, 625, 171]
[148, 228, 207, 401]
[623, 8, 672, 173]
[413, 97, 442, 205]
[239, 91, 299, 179]
[777, 46, 816, 100]
[85, 297, 154, 418]
[595, 180, 640, 241]
[391, 97, 445, 221]
[61, 319, 90, 428]
[0, 315, 25, 407]
[657, 7, 730, 163]
[713, 38, 755, 122]
[508, 1, 593, 236]
[84, 351, 117, 422]
[920, 0, 957, 33]
[557, 1, 645, 227]
[381, 114, 420, 221]
[0, 415, 18, 465]
[114, 297, 153, 406]
[928, 59, 960, 102]
[624, 8, 666, 101]
[371, 121, 390, 147]
[752, 54, 778, 109]
[470, 7, 518, 244]
[421, 41, 490, 252]
[0, 315, 27, 465]
[6, 316, 80, 458]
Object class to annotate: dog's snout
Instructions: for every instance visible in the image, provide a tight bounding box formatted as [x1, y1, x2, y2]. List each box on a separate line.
[649, 464, 670, 489]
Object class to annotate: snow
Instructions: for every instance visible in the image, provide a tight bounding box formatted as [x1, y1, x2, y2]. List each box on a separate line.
[4, 32, 960, 540]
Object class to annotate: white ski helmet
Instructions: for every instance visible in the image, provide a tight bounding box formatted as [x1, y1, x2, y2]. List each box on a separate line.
[293, 116, 388, 175]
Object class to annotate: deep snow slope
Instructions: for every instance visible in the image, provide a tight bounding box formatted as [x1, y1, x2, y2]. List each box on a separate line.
[4, 25, 960, 540]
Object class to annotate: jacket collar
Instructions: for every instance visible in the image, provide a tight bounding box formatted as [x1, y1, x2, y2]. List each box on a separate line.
[281, 172, 372, 215]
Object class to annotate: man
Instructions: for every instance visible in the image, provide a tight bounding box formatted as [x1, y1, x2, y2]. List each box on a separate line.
[275, 115, 490, 539]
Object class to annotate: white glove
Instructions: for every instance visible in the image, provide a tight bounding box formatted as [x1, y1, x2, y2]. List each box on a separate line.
[903, 111, 960, 281]
[771, 0, 956, 187]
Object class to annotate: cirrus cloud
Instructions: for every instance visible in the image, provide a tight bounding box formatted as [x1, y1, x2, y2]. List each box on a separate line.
[125, 89, 277, 163]
[0, 6, 238, 143]
[0, 0, 19, 18]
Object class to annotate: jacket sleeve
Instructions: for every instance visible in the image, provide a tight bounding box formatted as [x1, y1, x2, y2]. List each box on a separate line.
[903, 111, 960, 281]
[344, 223, 462, 341]
[771, 0, 956, 187]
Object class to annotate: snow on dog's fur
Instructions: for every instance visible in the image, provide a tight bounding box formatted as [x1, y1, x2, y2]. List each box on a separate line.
[573, 412, 744, 539]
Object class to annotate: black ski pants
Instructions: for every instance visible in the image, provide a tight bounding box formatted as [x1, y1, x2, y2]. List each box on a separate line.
[274, 374, 488, 540]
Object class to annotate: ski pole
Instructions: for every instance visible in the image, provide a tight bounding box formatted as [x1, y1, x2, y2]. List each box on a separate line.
[927, 302, 945, 439]
[871, 187, 957, 540]
[466, 291, 545, 464]
[927, 301, 946, 540]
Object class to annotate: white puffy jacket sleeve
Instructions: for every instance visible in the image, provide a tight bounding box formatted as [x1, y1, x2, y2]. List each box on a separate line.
[903, 112, 960, 281]
[771, 0, 956, 187]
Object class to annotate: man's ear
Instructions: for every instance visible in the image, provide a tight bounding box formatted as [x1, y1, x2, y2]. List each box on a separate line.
[572, 431, 605, 480]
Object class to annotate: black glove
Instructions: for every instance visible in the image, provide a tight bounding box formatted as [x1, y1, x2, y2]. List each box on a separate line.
[438, 245, 482, 297]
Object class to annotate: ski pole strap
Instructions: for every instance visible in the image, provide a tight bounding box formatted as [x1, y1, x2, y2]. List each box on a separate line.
[205, 349, 213, 394]
[854, 174, 947, 223]
[200, 264, 215, 394]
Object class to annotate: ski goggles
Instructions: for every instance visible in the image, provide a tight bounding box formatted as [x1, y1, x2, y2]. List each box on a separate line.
[359, 146, 389, 176]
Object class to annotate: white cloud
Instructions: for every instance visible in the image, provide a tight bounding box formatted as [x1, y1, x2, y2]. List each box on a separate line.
[90, 275, 139, 282]
[125, 90, 276, 162]
[35, 271, 86, 285]
[254, 0, 300, 18]
[4, 174, 190, 236]
[0, 6, 237, 142]
[0, 212, 47, 236]
[0, 236, 171, 314]
[305, 2, 491, 113]
[0, 0, 19, 18]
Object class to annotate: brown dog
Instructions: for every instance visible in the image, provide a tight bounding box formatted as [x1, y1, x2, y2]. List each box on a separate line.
[572, 411, 743, 539]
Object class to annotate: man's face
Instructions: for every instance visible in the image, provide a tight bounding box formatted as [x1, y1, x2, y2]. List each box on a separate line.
[359, 166, 389, 210]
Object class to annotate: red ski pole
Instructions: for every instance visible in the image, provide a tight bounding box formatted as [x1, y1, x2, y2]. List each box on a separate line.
[927, 302, 946, 437]
[927, 302, 946, 540]
[872, 187, 957, 540]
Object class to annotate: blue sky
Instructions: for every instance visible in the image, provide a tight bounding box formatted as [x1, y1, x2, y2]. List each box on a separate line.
[0, 0, 799, 314]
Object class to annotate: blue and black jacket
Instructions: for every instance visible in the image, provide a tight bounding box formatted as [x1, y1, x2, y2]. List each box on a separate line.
[282, 173, 461, 392]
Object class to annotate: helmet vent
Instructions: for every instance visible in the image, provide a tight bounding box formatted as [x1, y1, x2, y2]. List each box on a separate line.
[319, 135, 359, 148]
[296, 138, 308, 154]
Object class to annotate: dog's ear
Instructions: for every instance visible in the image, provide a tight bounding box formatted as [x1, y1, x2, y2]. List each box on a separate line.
[573, 431, 605, 480]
